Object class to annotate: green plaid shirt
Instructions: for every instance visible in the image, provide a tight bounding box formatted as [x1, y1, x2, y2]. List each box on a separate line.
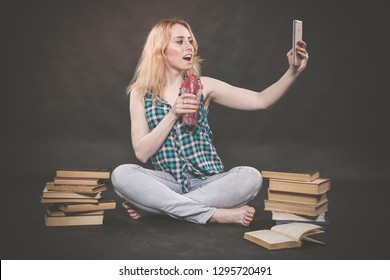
[144, 91, 224, 193]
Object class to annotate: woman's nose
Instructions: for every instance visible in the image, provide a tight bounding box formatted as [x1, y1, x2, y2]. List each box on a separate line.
[185, 41, 193, 51]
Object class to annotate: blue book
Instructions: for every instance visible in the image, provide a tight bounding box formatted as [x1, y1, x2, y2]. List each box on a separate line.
[275, 216, 330, 230]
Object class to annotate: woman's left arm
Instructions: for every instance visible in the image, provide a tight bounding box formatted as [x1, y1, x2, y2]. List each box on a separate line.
[202, 40, 308, 110]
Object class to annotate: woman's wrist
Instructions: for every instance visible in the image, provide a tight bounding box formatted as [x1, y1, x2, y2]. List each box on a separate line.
[167, 110, 181, 122]
[286, 66, 301, 79]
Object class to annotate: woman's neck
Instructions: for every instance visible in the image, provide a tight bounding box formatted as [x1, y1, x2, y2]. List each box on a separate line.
[165, 69, 184, 89]
[162, 69, 184, 105]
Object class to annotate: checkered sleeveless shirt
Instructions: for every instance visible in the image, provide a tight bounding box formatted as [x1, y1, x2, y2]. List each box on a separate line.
[144, 88, 224, 193]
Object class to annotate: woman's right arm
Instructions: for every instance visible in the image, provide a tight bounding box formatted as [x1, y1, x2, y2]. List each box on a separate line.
[130, 90, 198, 163]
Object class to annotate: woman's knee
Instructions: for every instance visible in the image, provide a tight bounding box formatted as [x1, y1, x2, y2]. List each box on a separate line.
[233, 166, 263, 193]
[111, 164, 140, 188]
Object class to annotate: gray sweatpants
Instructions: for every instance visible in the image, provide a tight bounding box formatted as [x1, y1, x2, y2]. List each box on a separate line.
[111, 164, 262, 224]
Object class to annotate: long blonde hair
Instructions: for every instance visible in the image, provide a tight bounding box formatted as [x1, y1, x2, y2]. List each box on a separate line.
[127, 18, 202, 98]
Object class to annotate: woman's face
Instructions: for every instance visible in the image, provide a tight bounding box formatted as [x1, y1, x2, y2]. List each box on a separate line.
[164, 23, 194, 73]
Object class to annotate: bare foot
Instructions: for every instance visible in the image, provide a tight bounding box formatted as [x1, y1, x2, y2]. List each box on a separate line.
[209, 205, 255, 226]
[122, 201, 142, 219]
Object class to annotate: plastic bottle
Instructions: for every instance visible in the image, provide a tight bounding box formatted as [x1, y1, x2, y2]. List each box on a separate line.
[181, 71, 203, 128]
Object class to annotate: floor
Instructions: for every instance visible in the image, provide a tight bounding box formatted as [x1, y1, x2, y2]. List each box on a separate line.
[1, 175, 389, 260]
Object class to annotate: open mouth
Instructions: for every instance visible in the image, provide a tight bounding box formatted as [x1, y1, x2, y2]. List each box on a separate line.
[183, 54, 193, 61]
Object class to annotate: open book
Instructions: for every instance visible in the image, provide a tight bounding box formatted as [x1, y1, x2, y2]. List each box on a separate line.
[244, 222, 325, 250]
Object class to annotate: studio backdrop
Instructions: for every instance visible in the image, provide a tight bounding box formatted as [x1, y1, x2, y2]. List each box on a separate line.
[3, 0, 388, 184]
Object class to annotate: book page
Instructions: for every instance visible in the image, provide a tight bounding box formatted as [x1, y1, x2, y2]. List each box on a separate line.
[249, 230, 296, 244]
[302, 236, 326, 245]
[271, 223, 322, 240]
[305, 230, 325, 236]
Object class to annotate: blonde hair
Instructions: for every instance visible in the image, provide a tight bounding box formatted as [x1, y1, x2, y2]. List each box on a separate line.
[127, 18, 202, 99]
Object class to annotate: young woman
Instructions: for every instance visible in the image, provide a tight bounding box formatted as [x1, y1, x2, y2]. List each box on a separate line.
[111, 18, 308, 226]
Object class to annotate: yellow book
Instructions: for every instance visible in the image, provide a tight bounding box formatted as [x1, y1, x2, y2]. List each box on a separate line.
[44, 213, 104, 227]
[267, 189, 328, 205]
[40, 196, 99, 204]
[42, 186, 101, 199]
[46, 181, 107, 194]
[264, 199, 328, 216]
[54, 177, 101, 186]
[58, 200, 116, 213]
[56, 168, 110, 179]
[261, 169, 320, 182]
[268, 178, 330, 195]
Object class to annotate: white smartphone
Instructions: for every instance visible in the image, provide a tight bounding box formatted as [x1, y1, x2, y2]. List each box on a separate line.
[292, 20, 303, 66]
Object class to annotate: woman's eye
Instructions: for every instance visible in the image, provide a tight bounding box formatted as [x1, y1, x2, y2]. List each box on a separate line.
[177, 40, 183, 45]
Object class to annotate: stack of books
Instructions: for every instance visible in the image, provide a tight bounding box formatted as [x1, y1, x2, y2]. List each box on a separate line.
[40, 168, 116, 226]
[261, 168, 331, 229]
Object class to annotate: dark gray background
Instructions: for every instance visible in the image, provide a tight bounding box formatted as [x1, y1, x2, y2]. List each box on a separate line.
[2, 0, 389, 260]
[2, 0, 389, 179]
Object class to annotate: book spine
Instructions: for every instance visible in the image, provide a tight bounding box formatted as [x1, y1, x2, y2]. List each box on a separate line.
[264, 200, 328, 216]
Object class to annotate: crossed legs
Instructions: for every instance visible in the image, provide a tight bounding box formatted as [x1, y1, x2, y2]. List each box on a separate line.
[111, 164, 262, 225]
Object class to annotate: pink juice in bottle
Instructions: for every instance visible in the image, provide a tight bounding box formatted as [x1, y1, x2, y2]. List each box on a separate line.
[181, 71, 202, 128]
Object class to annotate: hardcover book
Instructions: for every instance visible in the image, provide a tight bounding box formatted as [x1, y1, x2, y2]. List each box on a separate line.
[54, 177, 101, 186]
[42, 186, 101, 199]
[46, 206, 104, 217]
[261, 168, 320, 182]
[264, 199, 328, 216]
[268, 189, 328, 205]
[268, 178, 330, 195]
[44, 213, 104, 227]
[275, 217, 330, 230]
[46, 181, 107, 194]
[56, 168, 111, 179]
[58, 200, 116, 213]
[40, 196, 99, 204]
